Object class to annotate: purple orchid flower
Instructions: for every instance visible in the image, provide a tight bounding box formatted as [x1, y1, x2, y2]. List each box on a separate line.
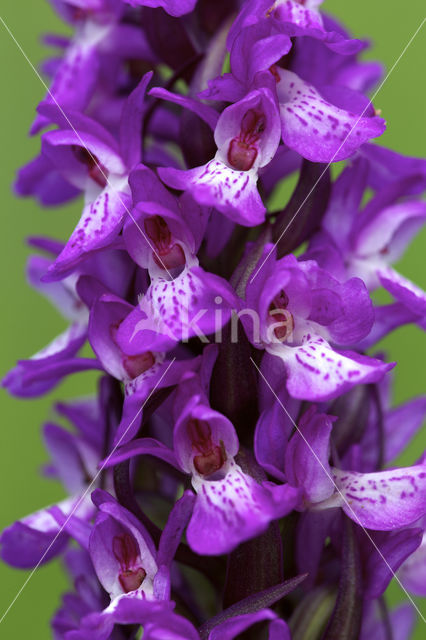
[202, 64, 384, 164]
[66, 490, 283, 639]
[156, 81, 281, 225]
[55, 531, 291, 640]
[243, 247, 392, 401]
[89, 491, 158, 599]
[103, 367, 300, 555]
[273, 66, 385, 162]
[227, 0, 364, 57]
[171, 371, 300, 554]
[62, 490, 176, 639]
[200, 11, 385, 162]
[114, 178, 239, 355]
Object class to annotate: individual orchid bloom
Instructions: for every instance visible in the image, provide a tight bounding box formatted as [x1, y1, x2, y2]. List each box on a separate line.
[70, 490, 200, 640]
[157, 84, 281, 225]
[89, 492, 158, 602]
[121, 252, 239, 349]
[202, 10, 368, 105]
[16, 73, 153, 277]
[123, 0, 198, 18]
[0, 392, 109, 569]
[255, 380, 426, 588]
[56, 538, 289, 640]
[227, 0, 364, 58]
[173, 373, 300, 554]
[306, 157, 426, 343]
[87, 289, 201, 444]
[114, 164, 239, 351]
[244, 248, 392, 401]
[201, 38, 384, 163]
[104, 372, 300, 555]
[280, 406, 426, 531]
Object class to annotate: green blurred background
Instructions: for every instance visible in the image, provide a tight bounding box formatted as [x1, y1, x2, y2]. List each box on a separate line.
[0, 0, 424, 637]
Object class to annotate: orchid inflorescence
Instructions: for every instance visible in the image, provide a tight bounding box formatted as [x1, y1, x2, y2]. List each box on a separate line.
[2, 1, 426, 639]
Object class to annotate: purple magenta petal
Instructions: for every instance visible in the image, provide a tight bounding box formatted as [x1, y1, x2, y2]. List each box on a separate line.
[277, 69, 385, 162]
[209, 609, 277, 640]
[332, 464, 426, 530]
[119, 71, 153, 168]
[285, 406, 336, 503]
[187, 461, 300, 555]
[269, 337, 394, 402]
